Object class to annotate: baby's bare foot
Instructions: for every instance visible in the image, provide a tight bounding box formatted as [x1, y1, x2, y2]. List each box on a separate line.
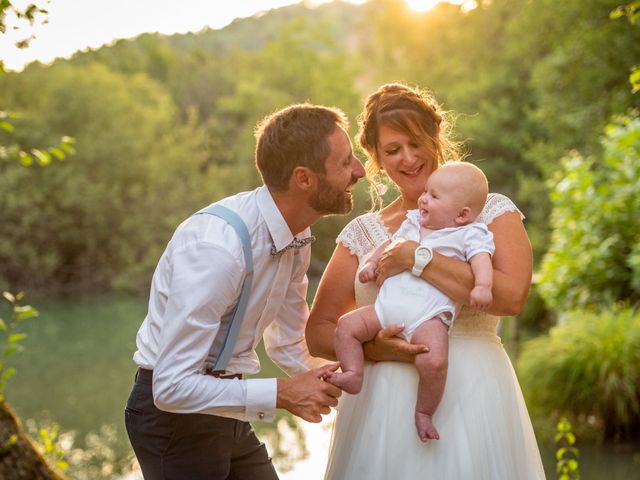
[325, 371, 363, 394]
[415, 412, 440, 442]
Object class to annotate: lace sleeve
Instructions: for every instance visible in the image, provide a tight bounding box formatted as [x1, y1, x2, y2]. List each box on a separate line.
[477, 193, 525, 226]
[336, 213, 390, 261]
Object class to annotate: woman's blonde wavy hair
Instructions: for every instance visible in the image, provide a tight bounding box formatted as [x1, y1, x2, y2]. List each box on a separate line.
[356, 83, 464, 210]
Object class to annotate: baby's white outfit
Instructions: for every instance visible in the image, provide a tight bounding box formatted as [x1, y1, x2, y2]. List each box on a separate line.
[374, 210, 495, 340]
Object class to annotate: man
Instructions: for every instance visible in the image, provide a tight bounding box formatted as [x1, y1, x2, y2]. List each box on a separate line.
[125, 103, 365, 479]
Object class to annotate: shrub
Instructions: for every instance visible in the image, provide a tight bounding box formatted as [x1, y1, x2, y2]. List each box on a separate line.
[537, 116, 640, 310]
[517, 304, 640, 441]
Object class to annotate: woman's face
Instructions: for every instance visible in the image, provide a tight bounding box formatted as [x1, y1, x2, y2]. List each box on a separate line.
[376, 123, 436, 203]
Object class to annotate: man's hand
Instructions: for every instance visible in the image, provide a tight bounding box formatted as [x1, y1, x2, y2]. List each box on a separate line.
[276, 363, 342, 423]
[363, 325, 429, 363]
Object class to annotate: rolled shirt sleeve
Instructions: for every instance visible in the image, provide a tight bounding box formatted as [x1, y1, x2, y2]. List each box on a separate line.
[152, 241, 277, 422]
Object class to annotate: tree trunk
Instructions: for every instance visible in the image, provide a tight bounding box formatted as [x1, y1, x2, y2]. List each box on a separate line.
[0, 402, 65, 480]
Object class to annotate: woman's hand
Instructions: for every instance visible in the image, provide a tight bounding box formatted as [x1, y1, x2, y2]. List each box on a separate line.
[363, 324, 429, 363]
[375, 238, 419, 287]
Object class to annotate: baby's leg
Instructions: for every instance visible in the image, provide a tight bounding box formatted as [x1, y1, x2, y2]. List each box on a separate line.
[411, 316, 450, 442]
[327, 305, 382, 394]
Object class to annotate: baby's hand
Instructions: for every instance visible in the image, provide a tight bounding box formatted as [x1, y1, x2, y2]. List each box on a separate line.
[470, 285, 492, 310]
[358, 262, 377, 283]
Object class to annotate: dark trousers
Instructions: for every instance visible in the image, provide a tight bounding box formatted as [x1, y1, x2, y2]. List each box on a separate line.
[125, 369, 279, 480]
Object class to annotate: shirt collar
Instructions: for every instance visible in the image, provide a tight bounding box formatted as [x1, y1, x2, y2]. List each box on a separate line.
[257, 185, 299, 253]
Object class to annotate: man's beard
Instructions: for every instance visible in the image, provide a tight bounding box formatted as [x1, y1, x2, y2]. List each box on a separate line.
[309, 176, 354, 215]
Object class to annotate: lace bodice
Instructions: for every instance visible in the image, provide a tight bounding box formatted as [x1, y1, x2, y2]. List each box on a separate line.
[336, 193, 523, 337]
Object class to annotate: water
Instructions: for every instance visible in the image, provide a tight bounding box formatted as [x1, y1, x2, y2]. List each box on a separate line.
[3, 294, 639, 479]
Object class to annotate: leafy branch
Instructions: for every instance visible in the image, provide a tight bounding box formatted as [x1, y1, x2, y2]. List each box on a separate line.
[555, 417, 580, 480]
[1, 1, 75, 166]
[36, 423, 69, 472]
[611, 1, 640, 93]
[0, 111, 76, 166]
[0, 291, 39, 402]
[0, 0, 49, 65]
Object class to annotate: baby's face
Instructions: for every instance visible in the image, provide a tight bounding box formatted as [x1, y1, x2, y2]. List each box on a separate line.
[418, 171, 465, 230]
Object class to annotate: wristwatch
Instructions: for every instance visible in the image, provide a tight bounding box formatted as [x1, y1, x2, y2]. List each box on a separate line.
[411, 246, 433, 277]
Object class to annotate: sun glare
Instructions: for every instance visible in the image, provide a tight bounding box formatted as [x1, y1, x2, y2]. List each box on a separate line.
[405, 0, 474, 12]
[405, 0, 441, 11]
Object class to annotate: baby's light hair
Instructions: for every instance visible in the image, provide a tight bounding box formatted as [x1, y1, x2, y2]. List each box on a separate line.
[434, 162, 488, 220]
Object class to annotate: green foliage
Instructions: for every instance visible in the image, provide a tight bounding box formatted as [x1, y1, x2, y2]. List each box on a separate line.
[1, 0, 76, 170]
[631, 67, 640, 94]
[511, 0, 640, 252]
[518, 284, 552, 330]
[0, 10, 362, 293]
[360, 0, 640, 261]
[0, 62, 218, 292]
[0, 291, 38, 402]
[538, 116, 640, 310]
[0, 433, 17, 454]
[0, 0, 48, 51]
[1, 0, 639, 295]
[208, 15, 360, 184]
[611, 1, 640, 24]
[0, 118, 75, 166]
[35, 423, 69, 472]
[205, 16, 362, 262]
[524, 0, 639, 145]
[611, 1, 640, 93]
[518, 305, 640, 440]
[555, 417, 580, 480]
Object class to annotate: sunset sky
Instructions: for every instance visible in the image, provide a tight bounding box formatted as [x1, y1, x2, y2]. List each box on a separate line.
[0, 0, 468, 71]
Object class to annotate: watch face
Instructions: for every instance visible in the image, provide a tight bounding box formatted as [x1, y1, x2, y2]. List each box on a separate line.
[417, 248, 432, 260]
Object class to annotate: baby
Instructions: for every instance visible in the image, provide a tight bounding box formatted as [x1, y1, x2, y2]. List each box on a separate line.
[326, 162, 495, 442]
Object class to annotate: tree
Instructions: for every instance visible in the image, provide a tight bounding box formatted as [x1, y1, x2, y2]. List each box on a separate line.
[358, 0, 640, 263]
[0, 1, 75, 167]
[206, 16, 363, 263]
[538, 115, 640, 310]
[0, 61, 219, 293]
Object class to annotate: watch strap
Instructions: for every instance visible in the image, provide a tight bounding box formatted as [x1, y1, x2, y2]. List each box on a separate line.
[411, 266, 424, 276]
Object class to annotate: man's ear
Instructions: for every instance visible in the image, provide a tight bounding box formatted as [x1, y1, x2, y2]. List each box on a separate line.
[455, 206, 472, 225]
[291, 166, 316, 191]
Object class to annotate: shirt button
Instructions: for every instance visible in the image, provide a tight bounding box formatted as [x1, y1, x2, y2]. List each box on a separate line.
[258, 412, 265, 420]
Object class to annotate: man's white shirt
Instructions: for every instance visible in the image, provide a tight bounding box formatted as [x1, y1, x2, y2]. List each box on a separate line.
[133, 186, 327, 422]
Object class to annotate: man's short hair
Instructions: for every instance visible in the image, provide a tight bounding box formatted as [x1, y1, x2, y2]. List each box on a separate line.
[255, 104, 349, 192]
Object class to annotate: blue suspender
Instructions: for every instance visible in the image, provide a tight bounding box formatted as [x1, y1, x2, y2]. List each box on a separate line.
[194, 204, 253, 373]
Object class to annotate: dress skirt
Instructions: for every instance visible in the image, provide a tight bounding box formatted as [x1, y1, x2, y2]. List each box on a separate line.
[324, 333, 546, 480]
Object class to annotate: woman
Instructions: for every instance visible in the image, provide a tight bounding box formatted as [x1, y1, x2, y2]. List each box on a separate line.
[306, 83, 546, 479]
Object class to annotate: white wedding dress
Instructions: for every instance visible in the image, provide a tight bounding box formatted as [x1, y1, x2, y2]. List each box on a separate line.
[324, 194, 546, 480]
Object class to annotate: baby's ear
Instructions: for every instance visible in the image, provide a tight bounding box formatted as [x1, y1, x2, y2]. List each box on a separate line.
[455, 206, 473, 225]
